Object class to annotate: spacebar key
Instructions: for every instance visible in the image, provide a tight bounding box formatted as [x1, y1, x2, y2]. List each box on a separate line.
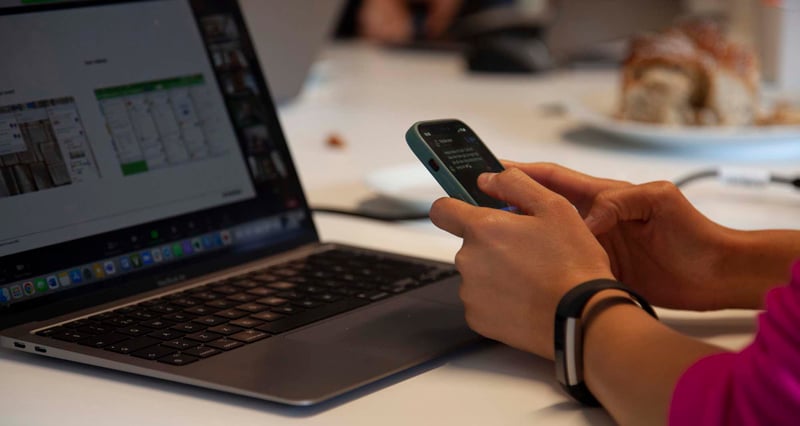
[255, 299, 368, 334]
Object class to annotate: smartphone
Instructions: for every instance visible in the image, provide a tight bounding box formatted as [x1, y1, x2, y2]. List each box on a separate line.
[406, 119, 511, 210]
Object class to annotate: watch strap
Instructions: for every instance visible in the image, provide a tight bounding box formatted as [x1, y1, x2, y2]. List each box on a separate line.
[554, 279, 658, 406]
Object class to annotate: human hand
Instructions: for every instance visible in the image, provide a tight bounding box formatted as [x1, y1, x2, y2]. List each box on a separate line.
[504, 161, 767, 310]
[421, 0, 462, 39]
[429, 168, 613, 359]
[358, 0, 462, 43]
[359, 0, 413, 44]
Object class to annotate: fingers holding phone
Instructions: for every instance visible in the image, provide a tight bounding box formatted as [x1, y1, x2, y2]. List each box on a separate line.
[406, 119, 510, 209]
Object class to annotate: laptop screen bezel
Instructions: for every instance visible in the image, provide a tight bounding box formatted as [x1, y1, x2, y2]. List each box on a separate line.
[0, 0, 321, 329]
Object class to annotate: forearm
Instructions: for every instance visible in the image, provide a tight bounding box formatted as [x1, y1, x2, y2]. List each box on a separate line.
[717, 229, 800, 309]
[582, 295, 726, 425]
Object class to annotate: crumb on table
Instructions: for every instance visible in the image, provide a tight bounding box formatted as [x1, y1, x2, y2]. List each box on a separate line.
[326, 133, 346, 149]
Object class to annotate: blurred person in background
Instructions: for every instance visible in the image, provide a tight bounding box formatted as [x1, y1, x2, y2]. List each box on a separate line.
[336, 0, 688, 70]
[336, 0, 513, 44]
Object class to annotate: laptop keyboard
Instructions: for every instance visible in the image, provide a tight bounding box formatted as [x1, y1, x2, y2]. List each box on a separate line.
[34, 248, 457, 366]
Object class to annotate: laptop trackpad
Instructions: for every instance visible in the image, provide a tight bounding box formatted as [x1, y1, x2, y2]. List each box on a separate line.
[286, 296, 474, 360]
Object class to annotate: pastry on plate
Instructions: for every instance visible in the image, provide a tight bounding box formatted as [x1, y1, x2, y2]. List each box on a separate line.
[618, 20, 760, 126]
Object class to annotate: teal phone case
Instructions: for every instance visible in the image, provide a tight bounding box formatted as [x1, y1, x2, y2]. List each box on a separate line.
[405, 119, 482, 206]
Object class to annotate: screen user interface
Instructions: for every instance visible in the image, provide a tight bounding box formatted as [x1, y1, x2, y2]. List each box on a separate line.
[0, 0, 312, 308]
[418, 121, 507, 209]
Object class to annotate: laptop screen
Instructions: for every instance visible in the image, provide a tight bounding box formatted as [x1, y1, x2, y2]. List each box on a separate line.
[0, 0, 317, 312]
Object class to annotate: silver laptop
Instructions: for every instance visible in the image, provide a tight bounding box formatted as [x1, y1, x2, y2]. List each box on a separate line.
[240, 0, 343, 104]
[0, 0, 478, 406]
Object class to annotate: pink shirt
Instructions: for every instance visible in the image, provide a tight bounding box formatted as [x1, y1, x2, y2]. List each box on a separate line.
[669, 261, 800, 425]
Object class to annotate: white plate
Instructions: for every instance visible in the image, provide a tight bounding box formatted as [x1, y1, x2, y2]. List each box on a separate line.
[364, 163, 444, 211]
[567, 92, 800, 146]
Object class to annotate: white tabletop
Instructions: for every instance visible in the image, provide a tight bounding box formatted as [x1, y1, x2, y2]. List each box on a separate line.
[2, 42, 799, 426]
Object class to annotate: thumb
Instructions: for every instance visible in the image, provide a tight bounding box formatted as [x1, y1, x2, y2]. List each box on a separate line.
[584, 183, 665, 234]
[478, 168, 569, 216]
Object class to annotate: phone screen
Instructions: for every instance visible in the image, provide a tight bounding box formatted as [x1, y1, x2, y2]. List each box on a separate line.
[418, 121, 508, 209]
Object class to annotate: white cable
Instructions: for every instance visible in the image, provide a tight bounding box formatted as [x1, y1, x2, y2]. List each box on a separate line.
[717, 167, 772, 187]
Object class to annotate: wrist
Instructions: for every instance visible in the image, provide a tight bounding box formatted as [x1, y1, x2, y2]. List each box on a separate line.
[718, 229, 800, 308]
[554, 279, 657, 406]
[582, 296, 726, 425]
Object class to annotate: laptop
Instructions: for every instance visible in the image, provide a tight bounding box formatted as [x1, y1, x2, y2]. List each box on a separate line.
[0, 0, 479, 406]
[239, 0, 344, 104]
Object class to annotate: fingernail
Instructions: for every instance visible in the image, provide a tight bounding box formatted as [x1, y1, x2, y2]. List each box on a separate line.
[478, 173, 495, 185]
[584, 214, 599, 231]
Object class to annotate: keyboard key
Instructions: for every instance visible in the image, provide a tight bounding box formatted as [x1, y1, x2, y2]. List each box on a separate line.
[275, 291, 305, 301]
[132, 345, 176, 360]
[299, 285, 326, 294]
[190, 291, 221, 301]
[183, 305, 219, 316]
[214, 309, 248, 320]
[170, 298, 200, 307]
[205, 299, 239, 309]
[271, 305, 302, 315]
[207, 325, 243, 336]
[162, 312, 196, 323]
[147, 329, 185, 341]
[356, 291, 389, 301]
[172, 322, 206, 333]
[391, 277, 418, 289]
[256, 296, 288, 306]
[103, 317, 137, 328]
[287, 275, 310, 285]
[211, 285, 239, 295]
[106, 336, 161, 354]
[267, 281, 295, 290]
[332, 287, 359, 296]
[78, 333, 128, 348]
[149, 304, 180, 314]
[163, 338, 200, 350]
[183, 346, 221, 359]
[251, 311, 284, 322]
[139, 319, 175, 330]
[63, 319, 92, 329]
[245, 287, 275, 297]
[206, 338, 244, 351]
[293, 299, 322, 309]
[272, 268, 298, 277]
[225, 293, 257, 303]
[229, 330, 269, 343]
[312, 293, 340, 303]
[229, 279, 260, 289]
[158, 352, 198, 366]
[76, 324, 112, 335]
[36, 327, 62, 337]
[52, 330, 89, 342]
[88, 312, 117, 322]
[235, 303, 267, 313]
[229, 318, 264, 328]
[116, 326, 153, 336]
[193, 316, 228, 326]
[185, 331, 222, 343]
[250, 273, 278, 283]
[129, 310, 157, 321]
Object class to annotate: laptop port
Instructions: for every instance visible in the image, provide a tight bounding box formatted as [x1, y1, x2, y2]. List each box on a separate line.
[13, 342, 26, 349]
[34, 346, 47, 353]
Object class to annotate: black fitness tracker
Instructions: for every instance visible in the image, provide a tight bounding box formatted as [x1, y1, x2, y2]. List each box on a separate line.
[554, 279, 658, 406]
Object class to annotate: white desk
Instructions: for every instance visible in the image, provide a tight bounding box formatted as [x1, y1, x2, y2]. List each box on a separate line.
[2, 43, 799, 426]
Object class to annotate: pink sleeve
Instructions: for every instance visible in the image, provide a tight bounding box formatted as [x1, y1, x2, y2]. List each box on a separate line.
[669, 261, 800, 425]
